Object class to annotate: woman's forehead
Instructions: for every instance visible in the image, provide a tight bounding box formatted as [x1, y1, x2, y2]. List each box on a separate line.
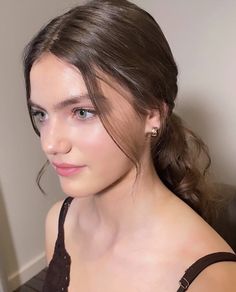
[30, 54, 90, 105]
[30, 53, 134, 109]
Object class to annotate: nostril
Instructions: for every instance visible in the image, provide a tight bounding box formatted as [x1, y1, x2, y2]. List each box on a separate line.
[41, 136, 71, 155]
[59, 139, 72, 154]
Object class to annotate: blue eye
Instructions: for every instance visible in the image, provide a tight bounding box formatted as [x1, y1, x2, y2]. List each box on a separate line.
[31, 109, 47, 123]
[72, 108, 96, 120]
[30, 109, 48, 134]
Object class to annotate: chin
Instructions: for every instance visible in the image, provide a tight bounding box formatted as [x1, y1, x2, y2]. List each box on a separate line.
[58, 178, 89, 197]
[61, 185, 92, 198]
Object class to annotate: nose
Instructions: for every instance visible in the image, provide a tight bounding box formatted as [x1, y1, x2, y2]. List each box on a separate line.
[41, 121, 72, 156]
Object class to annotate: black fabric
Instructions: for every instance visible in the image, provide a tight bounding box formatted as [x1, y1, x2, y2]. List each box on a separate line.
[43, 196, 236, 291]
[43, 196, 74, 292]
[177, 252, 236, 291]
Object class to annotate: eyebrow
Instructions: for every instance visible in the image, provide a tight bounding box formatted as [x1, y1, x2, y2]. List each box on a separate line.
[28, 94, 91, 111]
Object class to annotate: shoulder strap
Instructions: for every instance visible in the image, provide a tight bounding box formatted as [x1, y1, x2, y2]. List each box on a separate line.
[56, 196, 74, 250]
[44, 197, 74, 291]
[177, 252, 236, 291]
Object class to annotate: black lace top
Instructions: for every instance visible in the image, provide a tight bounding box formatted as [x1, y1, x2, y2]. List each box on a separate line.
[43, 197, 73, 291]
[43, 197, 236, 292]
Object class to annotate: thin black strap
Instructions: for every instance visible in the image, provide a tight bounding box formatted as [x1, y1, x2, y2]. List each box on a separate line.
[57, 196, 74, 249]
[43, 197, 74, 292]
[177, 252, 236, 291]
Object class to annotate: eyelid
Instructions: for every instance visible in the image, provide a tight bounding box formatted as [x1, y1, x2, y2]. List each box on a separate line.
[30, 106, 97, 119]
[72, 106, 96, 113]
[30, 107, 46, 113]
[72, 106, 95, 111]
[71, 107, 97, 119]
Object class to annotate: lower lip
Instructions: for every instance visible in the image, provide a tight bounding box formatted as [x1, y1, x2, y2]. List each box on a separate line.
[54, 166, 85, 177]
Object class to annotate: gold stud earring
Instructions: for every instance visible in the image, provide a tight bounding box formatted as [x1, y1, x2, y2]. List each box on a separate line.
[151, 127, 158, 137]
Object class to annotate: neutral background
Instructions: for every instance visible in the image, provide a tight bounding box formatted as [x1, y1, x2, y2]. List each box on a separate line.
[0, 0, 235, 290]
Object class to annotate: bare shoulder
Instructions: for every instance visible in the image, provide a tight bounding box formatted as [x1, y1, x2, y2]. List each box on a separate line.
[169, 196, 233, 253]
[189, 261, 236, 292]
[45, 199, 65, 265]
[167, 197, 236, 291]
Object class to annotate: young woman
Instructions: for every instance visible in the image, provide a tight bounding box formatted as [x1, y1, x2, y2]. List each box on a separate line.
[23, 0, 236, 291]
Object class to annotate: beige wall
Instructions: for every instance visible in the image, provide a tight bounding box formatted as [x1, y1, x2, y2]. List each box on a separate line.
[134, 0, 236, 184]
[0, 1, 79, 290]
[0, 0, 235, 290]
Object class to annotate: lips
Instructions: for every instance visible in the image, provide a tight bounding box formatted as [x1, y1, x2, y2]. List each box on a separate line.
[52, 162, 85, 177]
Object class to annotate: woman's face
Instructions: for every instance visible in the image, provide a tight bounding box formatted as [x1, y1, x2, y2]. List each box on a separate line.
[29, 53, 147, 197]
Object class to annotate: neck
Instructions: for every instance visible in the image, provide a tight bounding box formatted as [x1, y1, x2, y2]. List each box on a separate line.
[77, 162, 173, 245]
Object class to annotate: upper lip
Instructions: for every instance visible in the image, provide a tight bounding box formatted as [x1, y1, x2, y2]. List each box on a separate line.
[52, 162, 83, 168]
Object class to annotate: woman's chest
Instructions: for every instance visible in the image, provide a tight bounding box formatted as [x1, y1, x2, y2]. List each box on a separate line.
[67, 248, 183, 292]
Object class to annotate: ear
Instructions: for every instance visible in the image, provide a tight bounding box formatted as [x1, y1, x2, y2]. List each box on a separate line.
[144, 103, 168, 135]
[144, 109, 161, 135]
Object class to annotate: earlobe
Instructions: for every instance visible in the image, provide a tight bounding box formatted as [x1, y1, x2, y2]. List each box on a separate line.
[145, 103, 168, 135]
[151, 127, 158, 137]
[145, 109, 161, 135]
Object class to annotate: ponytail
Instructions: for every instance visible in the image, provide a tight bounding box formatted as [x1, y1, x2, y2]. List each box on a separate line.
[23, 0, 218, 221]
[153, 113, 215, 221]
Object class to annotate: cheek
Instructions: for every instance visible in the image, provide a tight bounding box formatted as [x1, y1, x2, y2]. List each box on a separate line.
[70, 121, 128, 162]
[58, 119, 140, 197]
[64, 120, 133, 196]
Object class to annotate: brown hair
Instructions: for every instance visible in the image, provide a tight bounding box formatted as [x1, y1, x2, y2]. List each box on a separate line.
[23, 0, 216, 220]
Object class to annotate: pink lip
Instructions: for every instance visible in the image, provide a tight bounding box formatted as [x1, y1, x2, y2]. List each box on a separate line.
[52, 162, 85, 177]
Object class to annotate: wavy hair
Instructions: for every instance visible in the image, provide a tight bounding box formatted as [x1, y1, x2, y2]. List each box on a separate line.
[23, 0, 216, 221]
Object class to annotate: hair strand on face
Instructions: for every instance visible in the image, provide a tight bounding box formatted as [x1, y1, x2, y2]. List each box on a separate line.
[23, 0, 219, 222]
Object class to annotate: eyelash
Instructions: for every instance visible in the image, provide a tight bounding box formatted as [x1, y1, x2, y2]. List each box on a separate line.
[71, 107, 97, 120]
[31, 109, 47, 123]
[30, 107, 97, 124]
